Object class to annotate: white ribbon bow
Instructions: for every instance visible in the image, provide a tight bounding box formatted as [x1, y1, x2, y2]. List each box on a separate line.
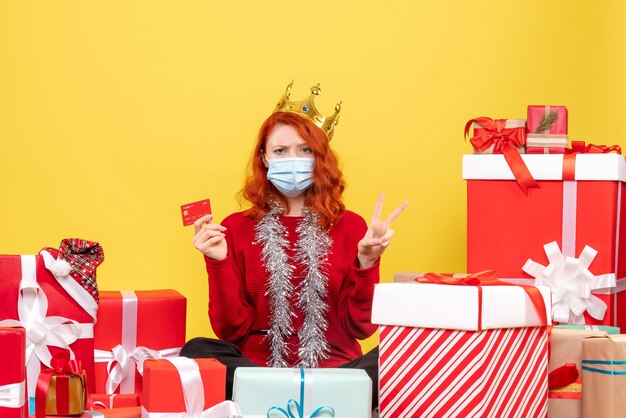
[522, 241, 617, 324]
[0, 381, 25, 408]
[0, 255, 90, 396]
[142, 357, 243, 418]
[95, 345, 181, 394]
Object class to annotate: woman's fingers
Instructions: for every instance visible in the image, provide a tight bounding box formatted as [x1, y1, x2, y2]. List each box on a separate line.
[193, 225, 226, 249]
[370, 192, 385, 225]
[193, 214, 214, 233]
[385, 201, 409, 226]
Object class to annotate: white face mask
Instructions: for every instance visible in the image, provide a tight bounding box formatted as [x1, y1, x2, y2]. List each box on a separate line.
[266, 157, 315, 197]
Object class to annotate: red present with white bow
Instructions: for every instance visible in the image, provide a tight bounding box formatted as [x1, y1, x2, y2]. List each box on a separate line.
[142, 357, 237, 417]
[0, 243, 102, 399]
[87, 393, 140, 410]
[93, 290, 186, 394]
[464, 152, 626, 329]
[0, 327, 27, 418]
[371, 274, 551, 418]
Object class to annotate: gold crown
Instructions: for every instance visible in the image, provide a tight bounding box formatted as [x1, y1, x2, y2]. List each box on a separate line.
[273, 81, 341, 139]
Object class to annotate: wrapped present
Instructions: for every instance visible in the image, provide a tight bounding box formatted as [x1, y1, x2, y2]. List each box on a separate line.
[233, 367, 371, 418]
[464, 153, 626, 330]
[582, 334, 626, 417]
[526, 105, 568, 154]
[93, 290, 186, 394]
[371, 272, 551, 418]
[84, 407, 141, 417]
[465, 117, 537, 194]
[142, 357, 231, 417]
[34, 407, 142, 417]
[548, 376, 582, 418]
[547, 327, 610, 418]
[527, 105, 568, 135]
[87, 394, 140, 411]
[555, 324, 621, 334]
[0, 327, 27, 418]
[35, 353, 87, 418]
[469, 119, 526, 155]
[0, 240, 104, 398]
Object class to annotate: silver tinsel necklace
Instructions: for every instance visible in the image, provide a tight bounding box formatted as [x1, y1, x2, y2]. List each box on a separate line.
[254, 204, 332, 368]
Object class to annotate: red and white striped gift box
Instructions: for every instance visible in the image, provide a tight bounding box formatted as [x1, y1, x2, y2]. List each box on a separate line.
[372, 281, 552, 418]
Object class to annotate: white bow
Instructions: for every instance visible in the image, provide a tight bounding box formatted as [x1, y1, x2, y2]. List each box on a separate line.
[0, 381, 25, 408]
[95, 345, 181, 394]
[0, 255, 88, 396]
[522, 241, 616, 324]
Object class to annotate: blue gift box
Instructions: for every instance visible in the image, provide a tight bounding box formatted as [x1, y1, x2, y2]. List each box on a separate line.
[555, 324, 620, 334]
[233, 368, 371, 418]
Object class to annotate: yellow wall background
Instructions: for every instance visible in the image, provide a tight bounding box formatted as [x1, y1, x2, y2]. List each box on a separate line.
[2, 1, 625, 352]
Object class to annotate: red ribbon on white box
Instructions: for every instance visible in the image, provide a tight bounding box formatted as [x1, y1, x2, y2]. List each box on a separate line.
[94, 290, 181, 394]
[0, 380, 25, 408]
[142, 357, 243, 418]
[0, 255, 94, 397]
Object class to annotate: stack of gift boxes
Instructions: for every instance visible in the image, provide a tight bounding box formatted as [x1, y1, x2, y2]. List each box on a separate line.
[0, 244, 242, 418]
[3, 105, 626, 418]
[373, 105, 626, 417]
[0, 242, 373, 418]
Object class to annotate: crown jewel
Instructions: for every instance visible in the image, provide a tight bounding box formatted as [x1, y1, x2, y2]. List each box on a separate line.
[273, 81, 341, 139]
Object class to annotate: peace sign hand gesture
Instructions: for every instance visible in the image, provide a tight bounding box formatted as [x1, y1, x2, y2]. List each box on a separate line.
[357, 193, 409, 269]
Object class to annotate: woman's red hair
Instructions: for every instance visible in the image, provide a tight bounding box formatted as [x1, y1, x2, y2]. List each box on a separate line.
[241, 112, 345, 229]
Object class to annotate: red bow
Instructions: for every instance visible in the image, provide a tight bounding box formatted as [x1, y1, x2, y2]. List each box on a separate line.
[418, 270, 498, 286]
[548, 363, 579, 391]
[465, 117, 538, 195]
[36, 352, 86, 418]
[567, 141, 622, 155]
[417, 270, 548, 331]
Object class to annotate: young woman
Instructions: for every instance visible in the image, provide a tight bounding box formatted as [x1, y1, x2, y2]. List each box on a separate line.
[182, 83, 408, 405]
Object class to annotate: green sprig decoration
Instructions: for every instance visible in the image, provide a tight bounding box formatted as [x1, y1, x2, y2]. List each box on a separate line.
[534, 110, 559, 133]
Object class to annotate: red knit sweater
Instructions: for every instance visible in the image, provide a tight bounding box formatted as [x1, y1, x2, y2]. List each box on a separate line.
[204, 210, 379, 367]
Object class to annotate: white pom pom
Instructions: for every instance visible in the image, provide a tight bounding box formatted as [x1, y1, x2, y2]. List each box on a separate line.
[49, 258, 72, 277]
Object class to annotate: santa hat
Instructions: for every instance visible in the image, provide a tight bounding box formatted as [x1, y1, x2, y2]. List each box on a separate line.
[43, 238, 105, 302]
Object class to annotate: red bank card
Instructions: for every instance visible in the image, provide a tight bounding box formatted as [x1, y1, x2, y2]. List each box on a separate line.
[180, 199, 212, 226]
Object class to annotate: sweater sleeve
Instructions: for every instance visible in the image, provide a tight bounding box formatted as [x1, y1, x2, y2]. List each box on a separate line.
[337, 213, 380, 340]
[204, 218, 255, 345]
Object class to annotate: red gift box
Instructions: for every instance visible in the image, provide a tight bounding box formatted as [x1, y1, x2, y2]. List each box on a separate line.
[35, 353, 87, 418]
[93, 290, 186, 394]
[528, 105, 568, 135]
[372, 277, 551, 418]
[87, 393, 140, 410]
[142, 358, 227, 416]
[31, 406, 142, 418]
[464, 153, 626, 329]
[0, 252, 99, 398]
[0, 327, 28, 418]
